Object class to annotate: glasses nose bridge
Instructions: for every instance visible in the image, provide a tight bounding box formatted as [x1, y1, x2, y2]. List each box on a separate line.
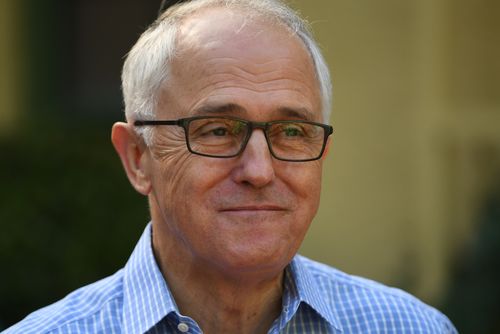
[247, 121, 268, 133]
[241, 121, 272, 153]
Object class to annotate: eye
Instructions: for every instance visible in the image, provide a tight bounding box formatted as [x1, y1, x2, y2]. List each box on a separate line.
[282, 125, 304, 137]
[188, 118, 247, 142]
[210, 127, 228, 136]
[201, 121, 246, 137]
[197, 123, 230, 137]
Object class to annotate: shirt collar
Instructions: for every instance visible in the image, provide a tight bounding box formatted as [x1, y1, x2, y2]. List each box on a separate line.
[287, 255, 342, 331]
[120, 223, 342, 333]
[121, 223, 178, 334]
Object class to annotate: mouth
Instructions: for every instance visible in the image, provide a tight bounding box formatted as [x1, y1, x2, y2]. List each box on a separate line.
[219, 205, 288, 216]
[220, 205, 287, 212]
[217, 204, 291, 226]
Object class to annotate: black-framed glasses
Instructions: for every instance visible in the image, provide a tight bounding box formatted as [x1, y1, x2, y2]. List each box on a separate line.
[134, 116, 333, 162]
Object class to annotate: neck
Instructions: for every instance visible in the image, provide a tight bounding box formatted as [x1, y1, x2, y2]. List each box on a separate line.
[151, 221, 285, 334]
[153, 233, 283, 334]
[167, 268, 283, 334]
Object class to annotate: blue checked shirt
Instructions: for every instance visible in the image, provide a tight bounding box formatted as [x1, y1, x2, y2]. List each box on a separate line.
[4, 224, 457, 333]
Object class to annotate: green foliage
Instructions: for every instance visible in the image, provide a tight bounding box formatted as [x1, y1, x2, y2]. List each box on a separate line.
[0, 118, 148, 328]
[442, 189, 500, 334]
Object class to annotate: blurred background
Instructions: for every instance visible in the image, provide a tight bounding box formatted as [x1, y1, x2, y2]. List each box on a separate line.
[0, 0, 499, 332]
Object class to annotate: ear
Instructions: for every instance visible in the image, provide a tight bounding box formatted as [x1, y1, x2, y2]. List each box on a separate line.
[321, 136, 332, 160]
[111, 122, 152, 195]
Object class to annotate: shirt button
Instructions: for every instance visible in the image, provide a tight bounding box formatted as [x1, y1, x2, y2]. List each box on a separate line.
[177, 322, 189, 333]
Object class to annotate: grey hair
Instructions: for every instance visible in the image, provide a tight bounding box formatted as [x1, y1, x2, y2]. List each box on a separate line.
[122, 0, 332, 144]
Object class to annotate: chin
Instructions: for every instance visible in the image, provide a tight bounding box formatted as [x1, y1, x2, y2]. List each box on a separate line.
[212, 242, 295, 277]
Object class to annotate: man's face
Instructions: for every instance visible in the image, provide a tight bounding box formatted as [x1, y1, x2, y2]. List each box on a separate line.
[147, 8, 325, 277]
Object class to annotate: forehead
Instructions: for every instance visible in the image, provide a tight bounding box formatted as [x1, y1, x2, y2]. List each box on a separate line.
[159, 7, 321, 120]
[178, 7, 294, 51]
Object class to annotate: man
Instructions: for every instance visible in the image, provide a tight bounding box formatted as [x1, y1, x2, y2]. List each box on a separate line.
[5, 0, 457, 333]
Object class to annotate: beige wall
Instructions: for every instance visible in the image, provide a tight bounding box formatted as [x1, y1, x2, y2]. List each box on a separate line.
[292, 0, 500, 304]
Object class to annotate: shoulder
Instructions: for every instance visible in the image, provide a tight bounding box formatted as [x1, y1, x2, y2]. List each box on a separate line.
[3, 270, 124, 334]
[296, 255, 457, 333]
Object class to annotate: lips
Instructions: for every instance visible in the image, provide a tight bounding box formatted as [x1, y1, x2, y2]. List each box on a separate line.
[219, 205, 287, 212]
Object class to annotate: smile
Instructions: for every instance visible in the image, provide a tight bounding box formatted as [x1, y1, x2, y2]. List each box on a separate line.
[220, 205, 287, 212]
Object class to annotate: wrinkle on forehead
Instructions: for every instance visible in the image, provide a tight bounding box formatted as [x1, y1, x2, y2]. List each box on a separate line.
[195, 61, 315, 94]
[204, 57, 312, 83]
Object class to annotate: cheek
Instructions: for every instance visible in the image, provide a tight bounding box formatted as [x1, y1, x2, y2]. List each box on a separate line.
[151, 136, 229, 219]
[289, 164, 323, 243]
[151, 128, 186, 162]
[280, 161, 323, 208]
[149, 130, 193, 206]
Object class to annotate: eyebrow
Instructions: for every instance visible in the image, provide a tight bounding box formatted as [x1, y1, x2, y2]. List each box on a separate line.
[191, 103, 315, 121]
[191, 103, 245, 116]
[276, 107, 315, 121]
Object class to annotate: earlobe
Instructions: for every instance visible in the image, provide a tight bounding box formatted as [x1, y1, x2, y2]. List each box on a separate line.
[111, 122, 152, 195]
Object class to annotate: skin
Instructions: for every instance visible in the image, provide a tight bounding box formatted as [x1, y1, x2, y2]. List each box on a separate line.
[112, 7, 329, 334]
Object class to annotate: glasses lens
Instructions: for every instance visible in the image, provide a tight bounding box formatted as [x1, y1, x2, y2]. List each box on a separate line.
[267, 122, 325, 161]
[187, 118, 248, 157]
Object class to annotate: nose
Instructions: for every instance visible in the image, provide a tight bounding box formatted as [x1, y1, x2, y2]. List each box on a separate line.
[231, 129, 275, 188]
